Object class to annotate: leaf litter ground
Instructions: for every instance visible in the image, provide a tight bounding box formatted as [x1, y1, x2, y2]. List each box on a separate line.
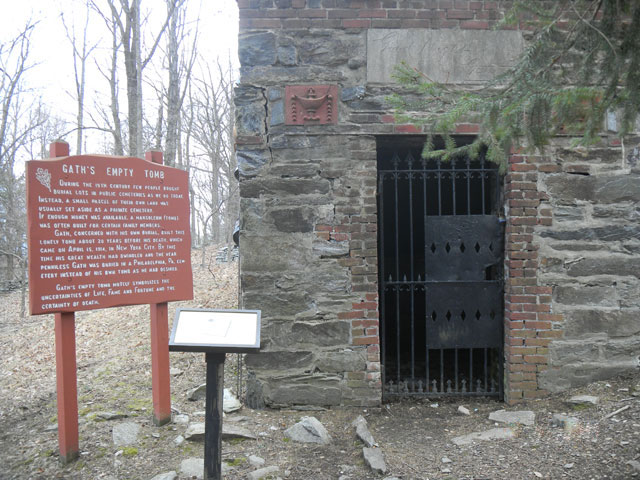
[0, 246, 639, 479]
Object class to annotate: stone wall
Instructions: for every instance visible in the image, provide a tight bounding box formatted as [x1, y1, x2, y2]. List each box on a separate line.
[236, 0, 640, 407]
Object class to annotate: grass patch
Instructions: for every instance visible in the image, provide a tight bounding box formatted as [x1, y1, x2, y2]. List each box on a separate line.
[127, 398, 152, 412]
[226, 457, 246, 467]
[122, 447, 138, 457]
[228, 438, 247, 446]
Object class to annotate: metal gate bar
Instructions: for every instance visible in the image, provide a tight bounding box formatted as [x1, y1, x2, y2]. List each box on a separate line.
[378, 141, 504, 399]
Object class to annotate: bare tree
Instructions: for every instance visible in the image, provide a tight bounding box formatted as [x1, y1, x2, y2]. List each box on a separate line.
[61, 10, 98, 155]
[187, 58, 237, 259]
[0, 22, 52, 314]
[88, 6, 125, 155]
[90, 0, 180, 157]
[163, 0, 196, 167]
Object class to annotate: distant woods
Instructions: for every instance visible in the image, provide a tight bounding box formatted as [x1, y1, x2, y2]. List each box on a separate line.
[0, 1, 238, 297]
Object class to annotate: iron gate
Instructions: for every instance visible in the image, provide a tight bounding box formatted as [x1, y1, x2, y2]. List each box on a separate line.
[377, 138, 504, 398]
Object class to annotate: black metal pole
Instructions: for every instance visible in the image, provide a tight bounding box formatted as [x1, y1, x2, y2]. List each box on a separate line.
[205, 352, 225, 480]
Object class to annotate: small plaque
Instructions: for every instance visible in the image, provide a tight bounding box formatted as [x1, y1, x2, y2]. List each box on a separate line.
[169, 308, 261, 353]
[285, 85, 338, 125]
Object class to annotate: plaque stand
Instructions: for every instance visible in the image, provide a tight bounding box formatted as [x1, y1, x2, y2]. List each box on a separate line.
[169, 308, 261, 480]
[205, 353, 225, 480]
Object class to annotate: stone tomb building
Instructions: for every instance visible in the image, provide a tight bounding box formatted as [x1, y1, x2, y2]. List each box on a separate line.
[235, 1, 640, 407]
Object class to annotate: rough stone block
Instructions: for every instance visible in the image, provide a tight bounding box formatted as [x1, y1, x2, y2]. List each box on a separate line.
[549, 340, 602, 365]
[545, 174, 640, 204]
[553, 285, 618, 307]
[244, 351, 314, 371]
[315, 350, 367, 373]
[341, 85, 366, 102]
[277, 44, 297, 66]
[237, 149, 271, 178]
[552, 206, 585, 221]
[243, 291, 313, 319]
[540, 225, 640, 242]
[600, 337, 640, 362]
[269, 207, 316, 232]
[566, 257, 640, 279]
[240, 177, 331, 198]
[564, 309, 640, 339]
[312, 239, 350, 258]
[234, 84, 265, 105]
[593, 204, 640, 221]
[239, 32, 277, 66]
[368, 29, 524, 84]
[270, 99, 285, 126]
[291, 321, 352, 347]
[236, 102, 266, 136]
[269, 162, 320, 178]
[262, 374, 344, 406]
[298, 30, 365, 67]
[240, 234, 313, 273]
[240, 65, 355, 87]
[556, 147, 622, 164]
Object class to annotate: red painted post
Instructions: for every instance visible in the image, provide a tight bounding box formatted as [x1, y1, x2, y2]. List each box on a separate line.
[50, 140, 70, 158]
[146, 150, 172, 426]
[55, 312, 79, 463]
[48, 142, 78, 462]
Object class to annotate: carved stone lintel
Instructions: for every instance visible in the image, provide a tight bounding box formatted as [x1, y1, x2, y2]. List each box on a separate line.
[285, 85, 338, 125]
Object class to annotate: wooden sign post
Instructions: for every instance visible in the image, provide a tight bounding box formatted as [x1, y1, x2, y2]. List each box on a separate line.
[26, 142, 193, 462]
[169, 308, 261, 480]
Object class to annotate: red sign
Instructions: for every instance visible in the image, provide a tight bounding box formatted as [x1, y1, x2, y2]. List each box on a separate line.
[27, 155, 193, 315]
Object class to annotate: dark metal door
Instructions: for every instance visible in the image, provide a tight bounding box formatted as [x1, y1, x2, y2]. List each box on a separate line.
[377, 139, 504, 398]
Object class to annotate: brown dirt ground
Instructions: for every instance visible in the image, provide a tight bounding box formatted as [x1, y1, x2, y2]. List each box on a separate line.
[0, 245, 639, 480]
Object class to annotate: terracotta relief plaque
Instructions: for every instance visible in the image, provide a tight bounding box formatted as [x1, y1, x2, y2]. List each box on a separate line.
[26, 155, 193, 315]
[285, 85, 338, 125]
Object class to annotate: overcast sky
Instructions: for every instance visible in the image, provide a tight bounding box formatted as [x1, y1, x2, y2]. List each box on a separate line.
[2, 0, 239, 156]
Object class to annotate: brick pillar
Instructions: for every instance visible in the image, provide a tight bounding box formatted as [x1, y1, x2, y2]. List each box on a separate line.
[504, 154, 564, 404]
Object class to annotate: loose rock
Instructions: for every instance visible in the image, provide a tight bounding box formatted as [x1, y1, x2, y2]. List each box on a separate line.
[184, 423, 205, 441]
[223, 388, 242, 413]
[567, 395, 599, 406]
[363, 447, 387, 474]
[551, 413, 579, 432]
[627, 460, 640, 471]
[352, 415, 376, 447]
[149, 472, 177, 480]
[248, 465, 280, 480]
[180, 457, 203, 479]
[112, 422, 140, 446]
[284, 416, 331, 444]
[173, 414, 189, 425]
[452, 427, 515, 446]
[187, 384, 207, 401]
[489, 409, 535, 426]
[95, 411, 127, 421]
[249, 454, 265, 467]
[457, 406, 470, 416]
[223, 424, 257, 440]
